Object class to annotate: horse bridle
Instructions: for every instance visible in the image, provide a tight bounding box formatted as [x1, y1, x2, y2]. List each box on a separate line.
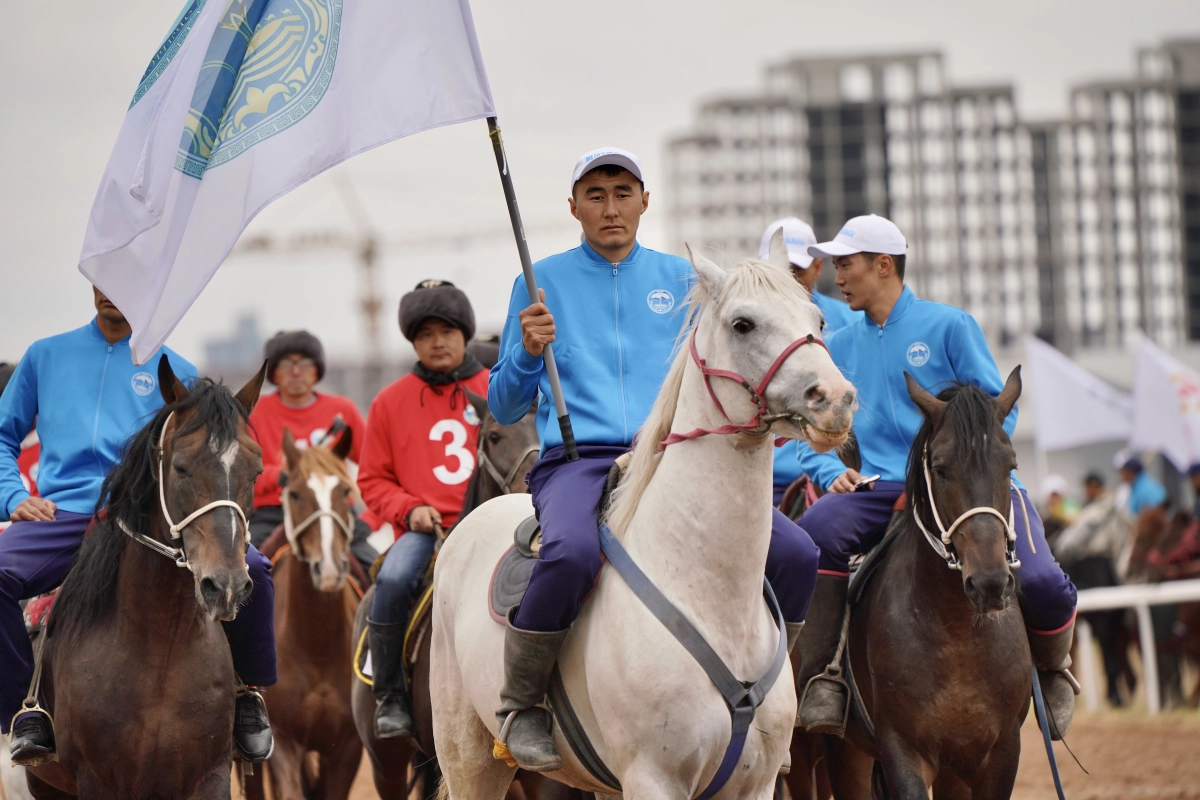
[281, 485, 355, 552]
[660, 328, 832, 448]
[912, 446, 1024, 571]
[116, 411, 250, 570]
[478, 436, 539, 495]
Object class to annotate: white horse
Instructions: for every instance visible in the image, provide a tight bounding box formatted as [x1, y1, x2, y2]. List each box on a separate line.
[431, 235, 857, 799]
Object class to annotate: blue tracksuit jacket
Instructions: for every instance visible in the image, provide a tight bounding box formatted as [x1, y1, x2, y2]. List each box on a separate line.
[489, 241, 692, 451]
[0, 319, 197, 518]
[796, 287, 1018, 491]
[773, 291, 864, 490]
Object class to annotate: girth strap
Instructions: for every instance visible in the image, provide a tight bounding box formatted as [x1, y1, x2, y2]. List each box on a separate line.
[598, 525, 788, 799]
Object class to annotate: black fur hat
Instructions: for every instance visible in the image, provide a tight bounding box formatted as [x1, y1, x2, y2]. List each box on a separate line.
[264, 330, 325, 384]
[399, 279, 475, 343]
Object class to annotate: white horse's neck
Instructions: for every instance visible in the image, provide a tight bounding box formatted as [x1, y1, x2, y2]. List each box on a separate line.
[623, 352, 777, 665]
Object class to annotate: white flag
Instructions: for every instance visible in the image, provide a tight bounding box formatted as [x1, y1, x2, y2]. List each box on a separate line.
[1024, 336, 1133, 452]
[1131, 334, 1200, 469]
[80, 0, 496, 364]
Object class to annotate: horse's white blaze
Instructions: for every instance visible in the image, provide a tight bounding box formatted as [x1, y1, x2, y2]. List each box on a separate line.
[432, 253, 856, 799]
[307, 472, 341, 590]
[213, 440, 242, 544]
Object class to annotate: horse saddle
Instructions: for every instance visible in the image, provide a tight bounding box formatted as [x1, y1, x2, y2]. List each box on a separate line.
[488, 454, 629, 623]
[24, 591, 57, 635]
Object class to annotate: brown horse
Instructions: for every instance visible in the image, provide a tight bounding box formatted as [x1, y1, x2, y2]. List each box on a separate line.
[351, 393, 547, 799]
[828, 372, 1030, 799]
[243, 428, 363, 800]
[27, 358, 265, 799]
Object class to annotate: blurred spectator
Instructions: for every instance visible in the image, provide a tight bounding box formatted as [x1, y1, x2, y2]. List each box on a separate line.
[1083, 471, 1106, 505]
[1115, 449, 1168, 515]
[1041, 474, 1080, 546]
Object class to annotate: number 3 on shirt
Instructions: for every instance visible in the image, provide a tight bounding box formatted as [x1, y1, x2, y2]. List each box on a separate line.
[430, 419, 475, 485]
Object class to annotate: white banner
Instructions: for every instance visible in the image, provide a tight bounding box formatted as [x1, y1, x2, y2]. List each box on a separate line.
[1131, 334, 1200, 469]
[80, 0, 496, 364]
[1024, 336, 1132, 452]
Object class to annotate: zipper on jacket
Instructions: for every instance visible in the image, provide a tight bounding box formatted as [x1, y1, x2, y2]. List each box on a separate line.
[612, 264, 629, 441]
[878, 325, 905, 442]
[92, 345, 113, 471]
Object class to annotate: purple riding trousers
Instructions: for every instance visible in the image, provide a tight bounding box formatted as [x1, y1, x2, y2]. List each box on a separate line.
[511, 445, 821, 632]
[799, 481, 1078, 632]
[0, 511, 277, 734]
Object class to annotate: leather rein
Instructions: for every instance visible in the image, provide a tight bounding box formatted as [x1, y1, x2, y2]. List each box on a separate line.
[116, 411, 250, 570]
[912, 446, 1025, 571]
[659, 328, 830, 448]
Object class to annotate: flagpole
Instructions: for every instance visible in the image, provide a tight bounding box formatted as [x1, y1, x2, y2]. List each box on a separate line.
[487, 117, 578, 462]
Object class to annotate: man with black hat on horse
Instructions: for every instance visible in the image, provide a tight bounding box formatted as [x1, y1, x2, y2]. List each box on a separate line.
[0, 287, 277, 766]
[358, 280, 488, 739]
[246, 330, 379, 572]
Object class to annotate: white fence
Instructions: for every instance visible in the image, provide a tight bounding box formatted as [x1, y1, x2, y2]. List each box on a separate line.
[1074, 577, 1200, 714]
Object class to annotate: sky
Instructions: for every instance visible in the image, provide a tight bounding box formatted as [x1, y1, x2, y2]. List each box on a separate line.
[3, 0, 1199, 367]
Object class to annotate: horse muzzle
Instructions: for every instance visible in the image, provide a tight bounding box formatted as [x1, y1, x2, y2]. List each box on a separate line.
[962, 567, 1016, 615]
[309, 558, 349, 593]
[197, 568, 253, 621]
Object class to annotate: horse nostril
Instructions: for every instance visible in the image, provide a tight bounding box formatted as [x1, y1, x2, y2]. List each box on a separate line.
[200, 577, 221, 605]
[1005, 573, 1016, 596]
[237, 577, 253, 603]
[805, 383, 826, 405]
[964, 575, 978, 597]
[842, 390, 856, 407]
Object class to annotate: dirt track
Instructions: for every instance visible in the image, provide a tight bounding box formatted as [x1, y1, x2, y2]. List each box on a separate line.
[238, 712, 1200, 799]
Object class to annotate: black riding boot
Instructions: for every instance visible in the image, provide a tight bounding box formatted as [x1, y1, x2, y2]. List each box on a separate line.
[234, 688, 274, 762]
[495, 610, 569, 772]
[370, 620, 416, 739]
[795, 573, 850, 735]
[1028, 619, 1079, 741]
[9, 709, 55, 767]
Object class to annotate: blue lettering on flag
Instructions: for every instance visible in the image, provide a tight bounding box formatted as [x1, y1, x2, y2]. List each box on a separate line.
[175, 0, 342, 178]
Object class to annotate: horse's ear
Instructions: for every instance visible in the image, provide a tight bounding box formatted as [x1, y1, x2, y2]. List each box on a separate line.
[766, 227, 791, 272]
[905, 372, 945, 422]
[995, 366, 1022, 422]
[158, 354, 189, 404]
[686, 243, 728, 297]
[282, 428, 302, 471]
[465, 389, 490, 425]
[235, 360, 268, 414]
[331, 425, 353, 461]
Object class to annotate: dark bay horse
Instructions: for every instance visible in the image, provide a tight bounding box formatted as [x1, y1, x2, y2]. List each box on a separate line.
[28, 357, 266, 799]
[243, 429, 363, 800]
[351, 393, 547, 799]
[832, 370, 1030, 798]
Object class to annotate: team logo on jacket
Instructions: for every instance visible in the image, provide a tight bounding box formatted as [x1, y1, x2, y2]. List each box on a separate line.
[906, 342, 931, 367]
[131, 372, 156, 396]
[647, 289, 675, 314]
[464, 404, 481, 426]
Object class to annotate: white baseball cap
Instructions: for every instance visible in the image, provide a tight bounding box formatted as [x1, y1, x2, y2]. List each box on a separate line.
[570, 147, 644, 195]
[808, 214, 907, 260]
[759, 218, 818, 268]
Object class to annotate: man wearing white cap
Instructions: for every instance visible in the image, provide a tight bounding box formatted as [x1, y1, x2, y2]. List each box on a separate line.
[759, 218, 863, 504]
[488, 148, 821, 771]
[792, 214, 1079, 740]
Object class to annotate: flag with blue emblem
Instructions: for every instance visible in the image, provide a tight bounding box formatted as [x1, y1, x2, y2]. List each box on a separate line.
[79, 0, 495, 364]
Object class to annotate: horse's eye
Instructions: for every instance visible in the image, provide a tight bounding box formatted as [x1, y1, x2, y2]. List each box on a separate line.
[289, 490, 302, 501]
[733, 318, 755, 334]
[488, 432, 502, 444]
[933, 467, 949, 480]
[173, 462, 188, 476]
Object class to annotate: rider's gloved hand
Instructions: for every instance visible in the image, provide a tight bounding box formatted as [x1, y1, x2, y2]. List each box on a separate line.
[519, 289, 556, 358]
[406, 505, 442, 534]
[10, 496, 57, 522]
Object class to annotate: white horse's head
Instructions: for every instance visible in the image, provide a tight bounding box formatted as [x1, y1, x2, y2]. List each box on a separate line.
[686, 229, 856, 452]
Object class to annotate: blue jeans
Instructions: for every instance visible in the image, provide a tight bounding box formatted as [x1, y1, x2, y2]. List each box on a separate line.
[371, 531, 436, 626]
[512, 445, 821, 632]
[800, 482, 1078, 631]
[0, 511, 277, 733]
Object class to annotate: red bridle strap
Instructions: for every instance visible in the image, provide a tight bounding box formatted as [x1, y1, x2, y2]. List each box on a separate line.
[659, 328, 827, 449]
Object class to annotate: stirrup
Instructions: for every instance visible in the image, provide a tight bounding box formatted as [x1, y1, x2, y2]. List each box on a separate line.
[799, 664, 850, 736]
[9, 698, 54, 740]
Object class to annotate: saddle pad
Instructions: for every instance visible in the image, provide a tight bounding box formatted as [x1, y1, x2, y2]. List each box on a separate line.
[24, 591, 57, 633]
[489, 545, 536, 624]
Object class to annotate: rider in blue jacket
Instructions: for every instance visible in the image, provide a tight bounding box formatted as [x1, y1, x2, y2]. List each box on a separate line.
[759, 218, 864, 505]
[0, 288, 277, 766]
[791, 215, 1079, 740]
[488, 148, 821, 772]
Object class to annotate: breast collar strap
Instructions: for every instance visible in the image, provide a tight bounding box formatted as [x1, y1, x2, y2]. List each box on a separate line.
[912, 446, 1022, 571]
[119, 411, 251, 570]
[659, 328, 828, 449]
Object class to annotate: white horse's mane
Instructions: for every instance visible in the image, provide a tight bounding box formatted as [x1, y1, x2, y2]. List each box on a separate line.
[604, 255, 813, 537]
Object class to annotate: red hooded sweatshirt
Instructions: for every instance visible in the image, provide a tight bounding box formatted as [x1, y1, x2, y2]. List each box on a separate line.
[358, 369, 489, 538]
[248, 391, 366, 509]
